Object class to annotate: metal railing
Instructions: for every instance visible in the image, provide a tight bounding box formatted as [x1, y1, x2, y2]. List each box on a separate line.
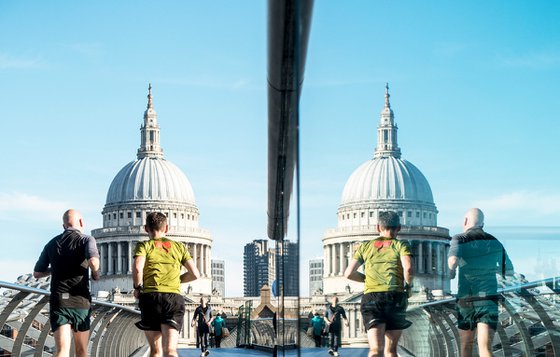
[0, 280, 146, 357]
[401, 277, 560, 357]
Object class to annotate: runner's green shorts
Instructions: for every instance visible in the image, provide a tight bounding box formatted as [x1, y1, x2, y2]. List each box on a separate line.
[50, 307, 91, 332]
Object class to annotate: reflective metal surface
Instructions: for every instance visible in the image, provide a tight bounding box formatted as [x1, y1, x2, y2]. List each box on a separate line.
[0, 279, 145, 357]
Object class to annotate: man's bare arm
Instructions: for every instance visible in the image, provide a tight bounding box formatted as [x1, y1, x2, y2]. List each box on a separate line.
[344, 259, 365, 283]
[401, 255, 413, 285]
[133, 256, 146, 287]
[448, 256, 458, 271]
[180, 259, 200, 283]
[448, 256, 458, 279]
[89, 257, 100, 281]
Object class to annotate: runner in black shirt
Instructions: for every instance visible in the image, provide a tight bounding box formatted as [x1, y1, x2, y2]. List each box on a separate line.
[323, 296, 348, 356]
[34, 209, 100, 357]
[192, 297, 214, 356]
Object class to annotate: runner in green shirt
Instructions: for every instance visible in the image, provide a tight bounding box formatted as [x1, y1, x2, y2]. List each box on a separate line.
[133, 212, 200, 357]
[345, 211, 413, 357]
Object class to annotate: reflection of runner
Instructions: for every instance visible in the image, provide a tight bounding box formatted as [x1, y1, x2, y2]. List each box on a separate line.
[192, 297, 213, 356]
[33, 209, 100, 357]
[448, 208, 514, 357]
[310, 312, 325, 347]
[133, 212, 200, 357]
[345, 211, 413, 357]
[324, 296, 348, 356]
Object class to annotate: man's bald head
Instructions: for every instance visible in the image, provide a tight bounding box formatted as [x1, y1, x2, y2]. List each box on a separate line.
[63, 209, 84, 232]
[463, 208, 484, 231]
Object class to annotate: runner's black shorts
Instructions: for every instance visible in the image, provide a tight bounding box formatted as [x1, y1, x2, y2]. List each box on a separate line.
[360, 291, 412, 331]
[136, 292, 185, 331]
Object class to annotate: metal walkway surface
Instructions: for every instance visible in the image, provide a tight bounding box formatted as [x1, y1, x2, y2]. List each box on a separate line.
[178, 348, 369, 356]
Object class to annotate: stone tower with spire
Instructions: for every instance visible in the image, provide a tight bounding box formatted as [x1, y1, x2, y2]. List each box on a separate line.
[375, 83, 401, 159]
[138, 84, 164, 159]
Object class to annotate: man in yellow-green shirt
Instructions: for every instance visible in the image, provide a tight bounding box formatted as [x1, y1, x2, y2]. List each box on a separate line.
[344, 211, 413, 357]
[133, 212, 200, 357]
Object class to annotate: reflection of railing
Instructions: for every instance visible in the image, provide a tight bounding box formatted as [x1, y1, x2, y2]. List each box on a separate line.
[236, 301, 252, 347]
[401, 277, 560, 356]
[0, 280, 146, 357]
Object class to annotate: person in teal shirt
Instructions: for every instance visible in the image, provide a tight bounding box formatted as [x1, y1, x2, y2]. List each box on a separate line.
[211, 313, 226, 348]
[310, 312, 325, 347]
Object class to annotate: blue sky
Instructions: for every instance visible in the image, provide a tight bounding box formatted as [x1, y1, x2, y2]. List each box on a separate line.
[1, 1, 559, 296]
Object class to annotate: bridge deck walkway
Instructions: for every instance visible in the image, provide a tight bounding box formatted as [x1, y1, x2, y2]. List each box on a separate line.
[178, 348, 369, 356]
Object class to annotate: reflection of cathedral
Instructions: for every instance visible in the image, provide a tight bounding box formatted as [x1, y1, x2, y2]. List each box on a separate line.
[322, 84, 451, 297]
[91, 85, 213, 296]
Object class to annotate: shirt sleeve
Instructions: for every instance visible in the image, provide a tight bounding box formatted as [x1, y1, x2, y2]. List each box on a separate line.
[34, 246, 50, 273]
[448, 235, 460, 258]
[353, 243, 365, 264]
[399, 240, 412, 256]
[340, 307, 347, 319]
[85, 235, 100, 259]
[499, 243, 515, 277]
[134, 241, 147, 257]
[325, 307, 332, 320]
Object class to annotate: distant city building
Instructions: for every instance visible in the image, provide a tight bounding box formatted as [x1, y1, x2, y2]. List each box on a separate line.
[91, 85, 213, 296]
[211, 259, 225, 297]
[243, 240, 272, 297]
[308, 258, 324, 296]
[243, 239, 298, 297]
[274, 240, 298, 297]
[322, 84, 451, 297]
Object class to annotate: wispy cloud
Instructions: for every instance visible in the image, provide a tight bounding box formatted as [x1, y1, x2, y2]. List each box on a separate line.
[0, 53, 42, 69]
[497, 50, 560, 69]
[0, 192, 69, 223]
[472, 191, 560, 225]
[437, 190, 560, 228]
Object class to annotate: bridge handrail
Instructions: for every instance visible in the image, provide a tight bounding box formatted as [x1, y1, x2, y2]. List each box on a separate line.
[0, 280, 145, 357]
[403, 276, 560, 357]
[0, 280, 140, 315]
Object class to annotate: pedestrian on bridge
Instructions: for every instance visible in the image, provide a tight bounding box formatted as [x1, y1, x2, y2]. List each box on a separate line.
[310, 312, 325, 347]
[324, 296, 348, 357]
[211, 312, 226, 348]
[133, 212, 200, 357]
[448, 208, 514, 357]
[33, 209, 100, 357]
[192, 296, 214, 356]
[345, 210, 413, 357]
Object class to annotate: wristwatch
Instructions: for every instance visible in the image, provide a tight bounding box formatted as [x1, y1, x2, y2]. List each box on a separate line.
[133, 284, 143, 291]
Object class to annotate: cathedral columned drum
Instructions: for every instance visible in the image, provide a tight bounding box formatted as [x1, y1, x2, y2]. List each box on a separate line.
[91, 85, 213, 296]
[322, 84, 451, 298]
